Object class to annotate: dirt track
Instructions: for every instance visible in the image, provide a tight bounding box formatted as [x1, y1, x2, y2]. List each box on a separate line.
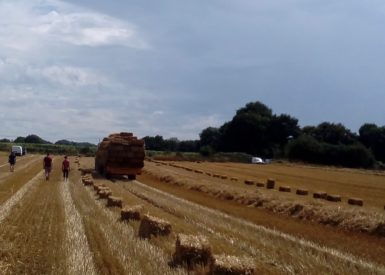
[0, 155, 384, 274]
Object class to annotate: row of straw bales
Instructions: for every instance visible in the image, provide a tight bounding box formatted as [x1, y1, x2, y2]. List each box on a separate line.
[143, 164, 385, 237]
[247, 177, 365, 207]
[81, 169, 257, 273]
[149, 160, 380, 212]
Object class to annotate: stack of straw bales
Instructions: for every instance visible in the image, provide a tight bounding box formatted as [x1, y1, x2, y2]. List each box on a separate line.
[121, 205, 143, 220]
[173, 234, 213, 267]
[211, 255, 256, 275]
[138, 214, 172, 238]
[96, 132, 145, 170]
[82, 175, 93, 186]
[107, 196, 123, 208]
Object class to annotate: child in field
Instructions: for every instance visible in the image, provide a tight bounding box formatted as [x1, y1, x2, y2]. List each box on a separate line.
[43, 153, 52, 180]
[62, 156, 70, 181]
[8, 151, 16, 172]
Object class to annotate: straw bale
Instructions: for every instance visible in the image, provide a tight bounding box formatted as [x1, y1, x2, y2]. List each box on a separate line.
[138, 214, 172, 239]
[107, 196, 123, 208]
[256, 182, 265, 187]
[211, 255, 256, 275]
[279, 186, 291, 192]
[230, 177, 238, 182]
[266, 179, 275, 189]
[98, 190, 112, 199]
[173, 234, 213, 267]
[121, 205, 143, 220]
[296, 189, 309, 196]
[206, 172, 212, 176]
[326, 194, 341, 202]
[213, 174, 221, 178]
[220, 175, 228, 180]
[347, 198, 363, 206]
[244, 180, 254, 185]
[313, 191, 327, 199]
[195, 170, 204, 174]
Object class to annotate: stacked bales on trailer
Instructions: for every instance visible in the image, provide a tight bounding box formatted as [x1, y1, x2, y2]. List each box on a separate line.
[95, 132, 145, 179]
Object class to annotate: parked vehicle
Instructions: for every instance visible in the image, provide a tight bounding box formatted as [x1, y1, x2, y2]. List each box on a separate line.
[251, 157, 264, 164]
[95, 132, 145, 179]
[11, 145, 23, 156]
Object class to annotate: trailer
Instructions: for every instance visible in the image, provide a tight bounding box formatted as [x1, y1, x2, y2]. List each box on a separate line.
[95, 132, 145, 179]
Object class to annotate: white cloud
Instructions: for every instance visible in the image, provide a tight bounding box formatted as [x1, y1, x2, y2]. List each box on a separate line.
[26, 65, 108, 86]
[32, 10, 147, 48]
[0, 0, 147, 52]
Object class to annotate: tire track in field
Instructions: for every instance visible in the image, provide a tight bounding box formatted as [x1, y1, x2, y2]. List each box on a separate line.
[59, 179, 97, 275]
[126, 180, 385, 274]
[71, 180, 186, 275]
[0, 170, 43, 223]
[0, 169, 67, 274]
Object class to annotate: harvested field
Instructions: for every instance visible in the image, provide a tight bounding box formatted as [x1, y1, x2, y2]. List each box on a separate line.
[0, 155, 384, 274]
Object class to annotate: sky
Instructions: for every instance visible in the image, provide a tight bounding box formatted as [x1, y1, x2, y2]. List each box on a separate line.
[1, 0, 385, 144]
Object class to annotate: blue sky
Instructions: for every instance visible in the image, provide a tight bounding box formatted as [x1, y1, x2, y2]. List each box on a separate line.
[1, 0, 385, 143]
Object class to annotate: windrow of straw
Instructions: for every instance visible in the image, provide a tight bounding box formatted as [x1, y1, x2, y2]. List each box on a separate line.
[143, 163, 385, 237]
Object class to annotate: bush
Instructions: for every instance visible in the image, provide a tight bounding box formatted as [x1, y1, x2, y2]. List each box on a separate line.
[286, 135, 375, 168]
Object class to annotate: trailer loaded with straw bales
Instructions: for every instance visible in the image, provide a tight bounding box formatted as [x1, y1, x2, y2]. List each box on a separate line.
[95, 132, 145, 179]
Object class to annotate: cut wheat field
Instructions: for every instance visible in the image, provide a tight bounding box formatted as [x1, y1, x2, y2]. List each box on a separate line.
[0, 154, 384, 274]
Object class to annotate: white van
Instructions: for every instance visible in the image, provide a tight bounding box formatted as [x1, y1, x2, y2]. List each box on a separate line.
[11, 145, 23, 156]
[251, 157, 264, 164]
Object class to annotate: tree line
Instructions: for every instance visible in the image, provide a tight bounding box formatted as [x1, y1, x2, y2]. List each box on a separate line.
[143, 101, 385, 168]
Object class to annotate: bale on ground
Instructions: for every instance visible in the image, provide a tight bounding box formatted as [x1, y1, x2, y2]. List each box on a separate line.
[256, 182, 265, 187]
[121, 205, 143, 220]
[173, 234, 213, 267]
[98, 190, 112, 199]
[313, 191, 327, 199]
[244, 180, 254, 185]
[220, 175, 228, 180]
[211, 255, 256, 275]
[347, 198, 363, 206]
[266, 179, 275, 189]
[279, 186, 291, 192]
[326, 194, 342, 202]
[138, 214, 172, 239]
[230, 177, 238, 182]
[296, 189, 309, 196]
[107, 196, 123, 208]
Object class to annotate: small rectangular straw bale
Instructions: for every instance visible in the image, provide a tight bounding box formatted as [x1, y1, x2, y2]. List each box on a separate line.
[347, 198, 363, 206]
[266, 179, 275, 189]
[98, 189, 112, 199]
[326, 194, 341, 202]
[296, 189, 309, 195]
[256, 182, 265, 187]
[279, 186, 291, 192]
[211, 255, 256, 275]
[121, 205, 143, 220]
[313, 191, 327, 199]
[107, 196, 123, 208]
[138, 214, 171, 239]
[244, 180, 254, 185]
[173, 234, 213, 267]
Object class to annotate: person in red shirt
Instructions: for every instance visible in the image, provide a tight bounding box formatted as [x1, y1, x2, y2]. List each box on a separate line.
[62, 156, 70, 181]
[43, 153, 52, 180]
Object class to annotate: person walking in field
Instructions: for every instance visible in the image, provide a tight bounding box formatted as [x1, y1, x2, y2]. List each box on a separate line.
[8, 151, 16, 172]
[62, 156, 70, 181]
[43, 153, 52, 180]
